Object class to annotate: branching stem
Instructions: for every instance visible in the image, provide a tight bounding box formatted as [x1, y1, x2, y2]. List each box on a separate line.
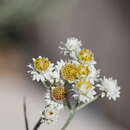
[61, 94, 101, 130]
[61, 110, 76, 130]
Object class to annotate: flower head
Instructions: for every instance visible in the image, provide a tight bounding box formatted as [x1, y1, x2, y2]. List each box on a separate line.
[52, 86, 66, 101]
[65, 37, 82, 51]
[34, 57, 50, 72]
[77, 78, 93, 93]
[61, 64, 79, 82]
[27, 56, 54, 83]
[59, 37, 82, 59]
[79, 49, 94, 63]
[73, 78, 96, 103]
[78, 64, 91, 76]
[42, 105, 60, 124]
[99, 77, 120, 101]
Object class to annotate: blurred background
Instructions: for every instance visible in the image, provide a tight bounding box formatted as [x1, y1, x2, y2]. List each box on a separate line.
[0, 0, 129, 130]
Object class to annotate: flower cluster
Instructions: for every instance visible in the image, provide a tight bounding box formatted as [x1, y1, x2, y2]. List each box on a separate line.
[28, 37, 120, 124]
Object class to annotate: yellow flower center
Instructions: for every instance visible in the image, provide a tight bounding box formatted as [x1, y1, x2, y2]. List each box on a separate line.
[77, 78, 92, 92]
[78, 64, 91, 76]
[34, 57, 50, 72]
[79, 49, 94, 63]
[61, 64, 79, 81]
[52, 86, 66, 101]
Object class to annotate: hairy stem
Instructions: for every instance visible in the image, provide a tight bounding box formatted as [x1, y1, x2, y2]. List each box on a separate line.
[61, 110, 76, 130]
[32, 117, 43, 130]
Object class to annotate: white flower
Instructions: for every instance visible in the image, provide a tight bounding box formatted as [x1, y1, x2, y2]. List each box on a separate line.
[98, 77, 120, 101]
[27, 56, 54, 83]
[73, 79, 96, 103]
[65, 37, 82, 51]
[59, 37, 82, 59]
[42, 105, 60, 124]
[79, 89, 96, 103]
[73, 87, 96, 103]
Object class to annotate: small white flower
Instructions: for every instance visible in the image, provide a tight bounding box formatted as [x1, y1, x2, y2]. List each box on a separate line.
[79, 87, 96, 103]
[59, 37, 82, 59]
[98, 77, 120, 101]
[65, 37, 82, 51]
[42, 105, 60, 124]
[73, 79, 96, 103]
[27, 56, 55, 83]
[73, 87, 96, 103]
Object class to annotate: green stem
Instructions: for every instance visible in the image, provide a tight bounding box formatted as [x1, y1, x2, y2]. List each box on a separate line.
[61, 110, 76, 130]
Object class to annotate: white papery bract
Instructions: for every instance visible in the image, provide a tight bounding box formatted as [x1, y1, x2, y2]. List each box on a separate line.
[98, 77, 120, 101]
[27, 64, 45, 82]
[87, 64, 100, 84]
[52, 60, 66, 83]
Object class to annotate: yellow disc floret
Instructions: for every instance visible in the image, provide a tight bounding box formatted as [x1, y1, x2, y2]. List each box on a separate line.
[61, 64, 79, 81]
[78, 64, 91, 76]
[79, 49, 94, 63]
[77, 78, 92, 93]
[34, 57, 50, 72]
[52, 86, 66, 101]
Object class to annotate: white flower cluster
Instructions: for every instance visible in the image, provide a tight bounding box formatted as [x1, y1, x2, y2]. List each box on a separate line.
[28, 37, 121, 124]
